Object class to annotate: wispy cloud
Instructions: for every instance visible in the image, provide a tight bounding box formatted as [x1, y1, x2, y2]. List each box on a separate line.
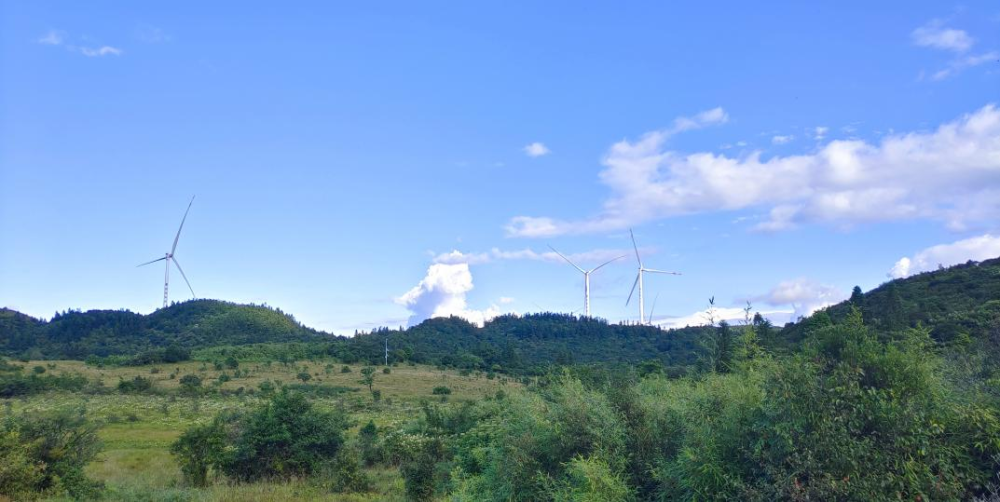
[912, 20, 995, 80]
[931, 51, 999, 80]
[79, 46, 122, 57]
[523, 142, 551, 157]
[36, 29, 122, 57]
[506, 104, 1000, 237]
[432, 247, 635, 266]
[37, 30, 64, 45]
[772, 135, 794, 145]
[912, 21, 973, 52]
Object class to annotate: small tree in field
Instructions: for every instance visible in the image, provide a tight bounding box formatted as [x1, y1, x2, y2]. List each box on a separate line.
[359, 366, 376, 394]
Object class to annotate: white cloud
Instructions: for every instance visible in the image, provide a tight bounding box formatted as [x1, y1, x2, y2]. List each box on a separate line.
[37, 30, 64, 45]
[79, 46, 122, 57]
[523, 142, 551, 157]
[757, 278, 845, 319]
[37, 30, 123, 57]
[396, 263, 503, 327]
[814, 126, 829, 140]
[772, 135, 794, 145]
[431, 247, 633, 266]
[499, 296, 515, 304]
[912, 22, 974, 52]
[889, 234, 1000, 278]
[931, 51, 999, 80]
[654, 306, 793, 330]
[506, 104, 1000, 237]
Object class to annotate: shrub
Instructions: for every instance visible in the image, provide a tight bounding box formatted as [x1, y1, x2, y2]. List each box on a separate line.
[32, 366, 45, 375]
[341, 365, 352, 373]
[171, 391, 348, 483]
[0, 409, 103, 499]
[325, 448, 370, 494]
[118, 375, 155, 394]
[383, 367, 391, 375]
[179, 374, 202, 395]
[225, 356, 239, 369]
[432, 386, 452, 395]
[297, 371, 312, 383]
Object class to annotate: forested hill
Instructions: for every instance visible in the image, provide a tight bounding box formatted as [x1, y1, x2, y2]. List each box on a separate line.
[3, 255, 998, 370]
[0, 300, 329, 360]
[335, 314, 712, 374]
[781, 255, 1000, 344]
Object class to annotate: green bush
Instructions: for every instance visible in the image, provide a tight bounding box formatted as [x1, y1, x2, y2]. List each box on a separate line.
[171, 391, 348, 484]
[117, 375, 155, 394]
[432, 386, 451, 395]
[0, 409, 103, 499]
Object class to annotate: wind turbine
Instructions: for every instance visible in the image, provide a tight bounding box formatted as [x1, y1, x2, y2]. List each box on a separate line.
[548, 245, 625, 317]
[138, 196, 197, 309]
[626, 229, 680, 324]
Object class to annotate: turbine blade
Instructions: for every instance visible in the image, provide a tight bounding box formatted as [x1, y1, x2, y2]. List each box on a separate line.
[170, 257, 196, 299]
[171, 196, 195, 255]
[643, 268, 682, 275]
[626, 273, 640, 306]
[547, 245, 585, 273]
[629, 228, 642, 266]
[137, 256, 167, 267]
[590, 255, 627, 273]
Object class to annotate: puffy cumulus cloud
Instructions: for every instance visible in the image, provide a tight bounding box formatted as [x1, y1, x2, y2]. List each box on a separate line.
[757, 278, 845, 320]
[506, 105, 1000, 237]
[912, 21, 973, 52]
[523, 142, 551, 157]
[395, 263, 503, 327]
[889, 234, 1000, 279]
[431, 247, 633, 266]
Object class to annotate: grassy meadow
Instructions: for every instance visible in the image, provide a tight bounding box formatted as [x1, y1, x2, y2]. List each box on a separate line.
[2, 360, 516, 501]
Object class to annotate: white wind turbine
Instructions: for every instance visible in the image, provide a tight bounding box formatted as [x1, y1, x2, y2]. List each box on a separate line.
[626, 229, 680, 324]
[548, 245, 625, 317]
[138, 196, 197, 309]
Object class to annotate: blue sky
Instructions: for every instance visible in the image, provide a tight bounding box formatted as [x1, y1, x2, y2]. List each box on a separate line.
[2, 1, 999, 334]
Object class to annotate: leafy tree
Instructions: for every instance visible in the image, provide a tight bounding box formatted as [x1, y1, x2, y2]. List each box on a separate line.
[359, 366, 376, 394]
[171, 391, 348, 483]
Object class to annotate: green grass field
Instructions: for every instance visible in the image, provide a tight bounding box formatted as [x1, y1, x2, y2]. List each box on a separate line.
[3, 361, 516, 501]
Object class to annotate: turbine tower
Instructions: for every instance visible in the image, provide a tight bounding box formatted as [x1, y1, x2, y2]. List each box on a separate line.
[626, 229, 680, 324]
[138, 196, 197, 308]
[548, 245, 625, 317]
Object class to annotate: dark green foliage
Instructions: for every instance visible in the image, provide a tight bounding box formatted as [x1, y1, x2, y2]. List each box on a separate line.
[341, 365, 352, 373]
[359, 366, 376, 393]
[297, 371, 312, 382]
[224, 356, 239, 369]
[358, 420, 381, 466]
[432, 386, 452, 395]
[171, 391, 348, 484]
[0, 409, 102, 499]
[383, 367, 391, 374]
[178, 374, 202, 395]
[325, 448, 371, 494]
[401, 438, 447, 502]
[117, 375, 155, 394]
